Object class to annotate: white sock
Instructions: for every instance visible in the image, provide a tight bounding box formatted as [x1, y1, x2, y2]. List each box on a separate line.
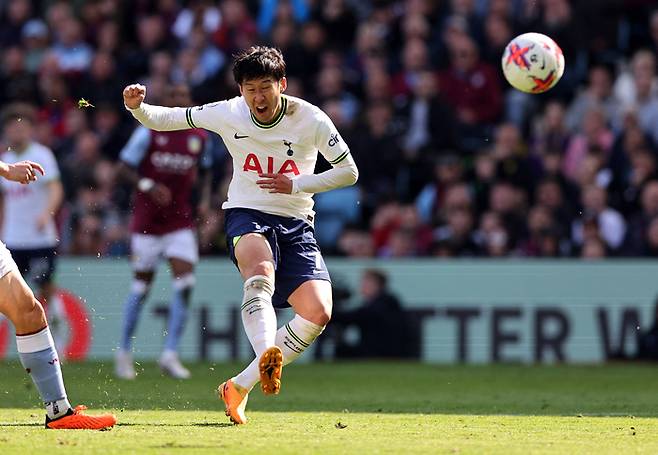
[241, 275, 277, 357]
[233, 314, 324, 391]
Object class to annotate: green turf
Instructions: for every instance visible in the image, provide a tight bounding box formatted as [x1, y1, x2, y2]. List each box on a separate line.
[1, 361, 658, 454]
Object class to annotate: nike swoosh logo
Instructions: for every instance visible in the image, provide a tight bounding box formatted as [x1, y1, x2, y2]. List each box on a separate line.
[234, 133, 249, 139]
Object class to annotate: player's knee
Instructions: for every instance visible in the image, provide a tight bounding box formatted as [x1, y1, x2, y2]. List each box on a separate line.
[14, 292, 47, 331]
[307, 302, 332, 326]
[247, 260, 275, 279]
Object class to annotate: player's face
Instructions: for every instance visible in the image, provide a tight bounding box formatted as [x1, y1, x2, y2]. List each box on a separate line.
[3, 119, 33, 149]
[240, 76, 287, 123]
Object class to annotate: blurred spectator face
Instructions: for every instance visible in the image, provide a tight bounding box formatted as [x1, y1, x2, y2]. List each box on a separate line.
[489, 0, 512, 17]
[581, 238, 606, 259]
[490, 183, 519, 214]
[97, 21, 119, 53]
[356, 22, 383, 56]
[543, 0, 571, 22]
[90, 53, 115, 80]
[444, 183, 471, 210]
[475, 151, 496, 181]
[582, 185, 606, 214]
[360, 270, 384, 300]
[338, 229, 375, 257]
[451, 0, 475, 15]
[630, 148, 656, 183]
[94, 159, 116, 190]
[541, 151, 562, 175]
[47, 2, 73, 32]
[221, 0, 248, 26]
[485, 226, 509, 256]
[494, 122, 521, 157]
[3, 46, 25, 74]
[484, 14, 511, 48]
[271, 20, 296, 50]
[544, 101, 565, 131]
[402, 13, 430, 41]
[388, 229, 415, 257]
[442, 15, 470, 51]
[301, 22, 326, 51]
[537, 180, 563, 209]
[528, 205, 553, 235]
[582, 108, 607, 138]
[402, 38, 429, 72]
[366, 102, 392, 134]
[94, 105, 120, 133]
[164, 84, 192, 108]
[364, 69, 391, 102]
[641, 181, 658, 215]
[75, 131, 101, 162]
[59, 18, 83, 46]
[150, 51, 174, 78]
[8, 0, 31, 24]
[577, 152, 603, 186]
[450, 36, 479, 73]
[434, 157, 463, 185]
[64, 109, 88, 136]
[138, 16, 165, 49]
[414, 70, 438, 98]
[447, 208, 473, 237]
[631, 50, 656, 96]
[322, 99, 347, 129]
[589, 66, 612, 99]
[3, 116, 33, 148]
[317, 66, 344, 98]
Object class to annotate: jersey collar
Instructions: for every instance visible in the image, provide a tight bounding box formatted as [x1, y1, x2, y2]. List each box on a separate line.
[250, 96, 287, 129]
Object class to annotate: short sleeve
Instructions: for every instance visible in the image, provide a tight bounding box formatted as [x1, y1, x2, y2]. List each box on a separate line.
[314, 110, 351, 166]
[38, 147, 60, 181]
[119, 126, 151, 167]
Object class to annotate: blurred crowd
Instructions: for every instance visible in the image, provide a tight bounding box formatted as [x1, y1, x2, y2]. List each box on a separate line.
[2, 0, 658, 258]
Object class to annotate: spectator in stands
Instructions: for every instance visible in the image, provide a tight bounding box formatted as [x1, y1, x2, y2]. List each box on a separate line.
[439, 34, 502, 151]
[333, 268, 410, 358]
[623, 180, 658, 255]
[572, 185, 626, 253]
[563, 107, 614, 183]
[566, 64, 621, 132]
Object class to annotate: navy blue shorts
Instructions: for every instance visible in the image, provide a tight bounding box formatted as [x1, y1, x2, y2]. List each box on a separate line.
[225, 208, 331, 308]
[11, 247, 57, 286]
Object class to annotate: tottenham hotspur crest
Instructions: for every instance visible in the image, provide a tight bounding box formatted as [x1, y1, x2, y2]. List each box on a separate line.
[283, 140, 293, 156]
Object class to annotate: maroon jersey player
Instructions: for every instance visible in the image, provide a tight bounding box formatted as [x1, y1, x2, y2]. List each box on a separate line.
[115, 84, 213, 380]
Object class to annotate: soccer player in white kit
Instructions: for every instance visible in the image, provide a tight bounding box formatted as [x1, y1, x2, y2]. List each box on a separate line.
[0, 104, 63, 333]
[0, 156, 116, 429]
[123, 46, 358, 424]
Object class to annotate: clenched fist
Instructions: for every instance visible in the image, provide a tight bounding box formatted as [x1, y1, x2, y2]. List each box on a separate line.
[123, 84, 146, 109]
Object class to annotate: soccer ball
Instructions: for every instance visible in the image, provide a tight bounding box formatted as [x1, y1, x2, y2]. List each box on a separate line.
[501, 32, 565, 94]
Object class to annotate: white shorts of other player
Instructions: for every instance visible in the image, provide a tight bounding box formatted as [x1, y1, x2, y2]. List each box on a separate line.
[0, 241, 19, 279]
[131, 229, 199, 271]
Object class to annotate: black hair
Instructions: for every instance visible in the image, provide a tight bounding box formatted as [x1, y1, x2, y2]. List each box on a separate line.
[232, 46, 286, 85]
[1, 103, 35, 126]
[363, 268, 388, 289]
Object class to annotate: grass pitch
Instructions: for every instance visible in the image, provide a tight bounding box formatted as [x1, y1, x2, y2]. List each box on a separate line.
[1, 361, 658, 454]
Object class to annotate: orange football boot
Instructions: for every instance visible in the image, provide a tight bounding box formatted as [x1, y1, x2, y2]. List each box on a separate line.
[46, 405, 117, 430]
[259, 346, 283, 395]
[218, 379, 249, 424]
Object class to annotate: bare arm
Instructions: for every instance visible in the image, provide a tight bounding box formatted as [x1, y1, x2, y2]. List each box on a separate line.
[0, 160, 44, 184]
[36, 180, 63, 231]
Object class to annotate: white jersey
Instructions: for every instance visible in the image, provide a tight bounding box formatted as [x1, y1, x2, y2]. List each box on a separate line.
[1, 142, 60, 249]
[129, 95, 355, 222]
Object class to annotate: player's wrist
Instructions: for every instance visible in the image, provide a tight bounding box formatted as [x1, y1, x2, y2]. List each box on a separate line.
[0, 163, 8, 178]
[137, 178, 155, 193]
